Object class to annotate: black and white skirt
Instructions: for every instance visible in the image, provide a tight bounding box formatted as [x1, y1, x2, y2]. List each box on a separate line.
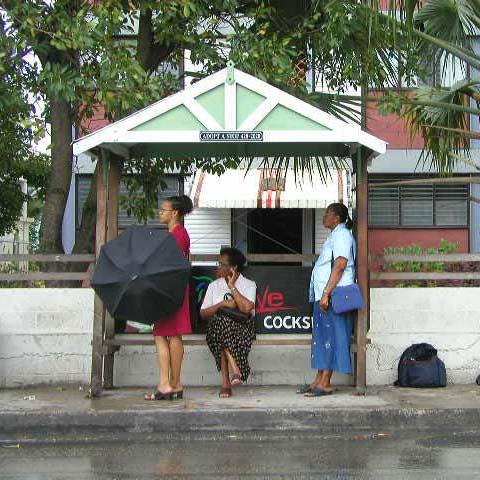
[206, 311, 256, 381]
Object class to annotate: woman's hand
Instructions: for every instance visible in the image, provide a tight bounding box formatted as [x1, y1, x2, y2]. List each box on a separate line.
[222, 299, 237, 309]
[319, 293, 330, 311]
[227, 267, 239, 289]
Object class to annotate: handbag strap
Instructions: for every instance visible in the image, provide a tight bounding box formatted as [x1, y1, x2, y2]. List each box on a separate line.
[330, 238, 358, 282]
[330, 242, 355, 269]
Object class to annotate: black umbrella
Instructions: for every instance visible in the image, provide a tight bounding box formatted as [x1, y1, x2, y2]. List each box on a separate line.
[91, 226, 191, 324]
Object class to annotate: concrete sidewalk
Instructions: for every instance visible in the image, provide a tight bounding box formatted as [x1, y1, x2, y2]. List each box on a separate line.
[1, 385, 480, 442]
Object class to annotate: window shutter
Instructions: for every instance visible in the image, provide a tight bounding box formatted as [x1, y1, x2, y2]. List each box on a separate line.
[400, 185, 434, 226]
[368, 182, 400, 226]
[368, 176, 469, 228]
[434, 184, 469, 226]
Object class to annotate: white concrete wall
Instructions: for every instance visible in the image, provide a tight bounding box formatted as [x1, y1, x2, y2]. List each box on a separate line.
[367, 288, 480, 385]
[113, 342, 351, 387]
[0, 289, 94, 388]
[2, 287, 480, 387]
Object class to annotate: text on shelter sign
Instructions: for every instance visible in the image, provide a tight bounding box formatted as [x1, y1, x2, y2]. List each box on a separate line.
[199, 131, 263, 142]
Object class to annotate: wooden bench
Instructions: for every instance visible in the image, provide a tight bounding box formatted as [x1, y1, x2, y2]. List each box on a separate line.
[105, 334, 365, 352]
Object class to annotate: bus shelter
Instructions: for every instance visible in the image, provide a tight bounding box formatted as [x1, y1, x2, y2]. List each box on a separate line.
[73, 63, 386, 394]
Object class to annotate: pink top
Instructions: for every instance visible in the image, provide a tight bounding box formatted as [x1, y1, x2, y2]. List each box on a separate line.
[152, 224, 192, 336]
[172, 223, 190, 257]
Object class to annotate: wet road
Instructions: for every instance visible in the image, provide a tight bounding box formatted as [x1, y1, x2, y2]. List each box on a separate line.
[2, 430, 480, 479]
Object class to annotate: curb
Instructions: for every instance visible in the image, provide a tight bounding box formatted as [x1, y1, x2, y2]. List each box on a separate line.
[2, 407, 480, 441]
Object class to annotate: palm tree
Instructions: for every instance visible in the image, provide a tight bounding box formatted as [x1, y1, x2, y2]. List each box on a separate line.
[367, 0, 480, 175]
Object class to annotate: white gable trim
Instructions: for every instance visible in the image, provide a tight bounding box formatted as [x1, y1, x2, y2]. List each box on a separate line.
[239, 97, 278, 130]
[224, 80, 236, 129]
[183, 95, 222, 130]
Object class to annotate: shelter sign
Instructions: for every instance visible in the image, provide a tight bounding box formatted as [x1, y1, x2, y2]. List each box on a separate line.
[199, 131, 263, 142]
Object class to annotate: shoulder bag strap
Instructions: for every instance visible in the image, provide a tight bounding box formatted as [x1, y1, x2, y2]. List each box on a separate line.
[331, 239, 357, 282]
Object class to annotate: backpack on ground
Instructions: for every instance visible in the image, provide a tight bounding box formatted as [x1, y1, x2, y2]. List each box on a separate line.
[394, 343, 446, 388]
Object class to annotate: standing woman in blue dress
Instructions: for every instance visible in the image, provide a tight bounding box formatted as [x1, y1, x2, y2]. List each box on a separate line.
[299, 203, 356, 396]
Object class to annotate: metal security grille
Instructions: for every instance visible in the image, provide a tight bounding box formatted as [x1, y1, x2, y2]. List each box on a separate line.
[368, 177, 469, 227]
[76, 175, 181, 229]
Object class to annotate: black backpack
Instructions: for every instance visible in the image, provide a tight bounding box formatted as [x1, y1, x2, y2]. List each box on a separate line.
[394, 343, 447, 388]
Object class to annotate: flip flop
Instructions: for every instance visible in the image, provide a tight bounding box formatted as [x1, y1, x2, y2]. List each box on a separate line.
[219, 387, 232, 398]
[144, 390, 173, 401]
[296, 384, 312, 394]
[304, 387, 333, 397]
[231, 374, 242, 386]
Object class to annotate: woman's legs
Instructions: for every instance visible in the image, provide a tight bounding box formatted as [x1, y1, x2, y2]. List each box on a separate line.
[221, 350, 231, 385]
[168, 335, 184, 392]
[156, 336, 172, 391]
[224, 349, 240, 377]
[219, 350, 232, 397]
[311, 370, 324, 388]
[318, 369, 334, 392]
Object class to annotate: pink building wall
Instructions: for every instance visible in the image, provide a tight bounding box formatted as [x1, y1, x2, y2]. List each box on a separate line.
[369, 229, 470, 254]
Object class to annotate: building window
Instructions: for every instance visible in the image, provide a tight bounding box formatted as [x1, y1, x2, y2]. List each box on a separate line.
[368, 177, 469, 227]
[76, 175, 183, 230]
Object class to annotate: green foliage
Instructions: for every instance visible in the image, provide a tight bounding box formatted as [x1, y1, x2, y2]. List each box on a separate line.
[384, 239, 460, 287]
[115, 0, 425, 221]
[308, 1, 420, 93]
[0, 262, 44, 289]
[0, 15, 48, 236]
[0, 0, 441, 228]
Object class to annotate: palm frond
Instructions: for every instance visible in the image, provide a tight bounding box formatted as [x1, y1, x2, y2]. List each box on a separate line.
[368, 1, 480, 75]
[401, 82, 473, 173]
[306, 92, 362, 124]
[423, 125, 480, 139]
[257, 155, 349, 186]
[450, 152, 480, 171]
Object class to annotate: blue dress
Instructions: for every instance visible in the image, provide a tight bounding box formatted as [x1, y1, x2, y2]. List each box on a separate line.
[309, 223, 355, 373]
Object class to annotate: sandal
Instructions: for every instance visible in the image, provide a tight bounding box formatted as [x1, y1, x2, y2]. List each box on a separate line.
[304, 387, 333, 397]
[171, 390, 183, 400]
[296, 383, 312, 394]
[219, 387, 232, 398]
[144, 390, 173, 401]
[231, 373, 242, 386]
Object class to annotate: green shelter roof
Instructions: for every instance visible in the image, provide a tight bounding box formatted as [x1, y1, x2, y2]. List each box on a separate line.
[73, 64, 386, 160]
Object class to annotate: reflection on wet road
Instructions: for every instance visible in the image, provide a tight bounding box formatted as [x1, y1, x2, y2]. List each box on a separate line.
[2, 430, 480, 479]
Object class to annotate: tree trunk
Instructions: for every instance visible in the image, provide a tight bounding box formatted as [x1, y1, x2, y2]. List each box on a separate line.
[39, 97, 73, 254]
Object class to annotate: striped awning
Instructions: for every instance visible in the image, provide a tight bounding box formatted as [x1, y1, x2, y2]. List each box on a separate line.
[190, 169, 349, 209]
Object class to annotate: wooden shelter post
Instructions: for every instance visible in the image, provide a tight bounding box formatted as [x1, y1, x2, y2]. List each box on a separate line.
[90, 150, 108, 396]
[354, 147, 370, 392]
[103, 156, 122, 389]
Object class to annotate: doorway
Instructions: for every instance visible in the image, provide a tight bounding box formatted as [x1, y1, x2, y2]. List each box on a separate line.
[247, 209, 302, 264]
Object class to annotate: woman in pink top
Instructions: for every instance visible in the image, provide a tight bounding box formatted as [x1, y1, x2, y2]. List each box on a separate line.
[145, 195, 193, 401]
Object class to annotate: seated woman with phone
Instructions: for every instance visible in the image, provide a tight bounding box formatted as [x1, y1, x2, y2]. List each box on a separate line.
[200, 247, 257, 398]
